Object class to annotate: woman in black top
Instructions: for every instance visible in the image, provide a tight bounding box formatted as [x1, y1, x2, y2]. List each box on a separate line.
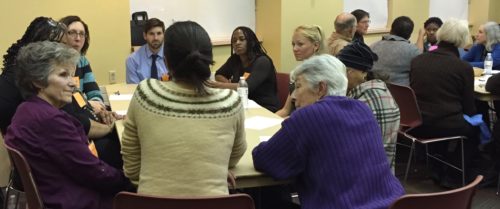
[212, 26, 279, 112]
[0, 17, 67, 135]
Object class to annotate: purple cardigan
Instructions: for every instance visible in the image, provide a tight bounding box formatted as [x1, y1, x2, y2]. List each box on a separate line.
[253, 96, 404, 209]
[4, 96, 128, 209]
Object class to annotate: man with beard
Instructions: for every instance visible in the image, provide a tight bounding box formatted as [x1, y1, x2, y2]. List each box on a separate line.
[126, 18, 168, 83]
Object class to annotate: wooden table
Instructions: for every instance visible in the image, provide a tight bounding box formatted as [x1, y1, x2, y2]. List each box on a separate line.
[104, 83, 288, 188]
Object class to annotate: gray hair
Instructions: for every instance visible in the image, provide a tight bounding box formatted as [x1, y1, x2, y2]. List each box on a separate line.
[291, 54, 347, 96]
[436, 19, 470, 48]
[295, 25, 326, 54]
[16, 41, 80, 98]
[483, 21, 500, 51]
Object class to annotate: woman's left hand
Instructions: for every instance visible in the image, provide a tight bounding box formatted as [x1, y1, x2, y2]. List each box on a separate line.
[112, 111, 126, 120]
[97, 110, 116, 125]
[89, 100, 106, 114]
[227, 170, 236, 189]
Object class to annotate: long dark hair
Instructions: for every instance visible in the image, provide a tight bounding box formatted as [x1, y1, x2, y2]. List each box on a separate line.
[2, 17, 66, 73]
[59, 15, 90, 55]
[230, 26, 267, 62]
[164, 21, 214, 95]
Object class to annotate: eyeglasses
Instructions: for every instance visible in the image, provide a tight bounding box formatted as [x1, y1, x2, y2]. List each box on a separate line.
[67, 30, 86, 38]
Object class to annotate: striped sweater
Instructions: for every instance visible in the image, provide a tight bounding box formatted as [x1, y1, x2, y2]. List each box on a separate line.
[76, 56, 103, 102]
[121, 79, 246, 196]
[253, 96, 404, 209]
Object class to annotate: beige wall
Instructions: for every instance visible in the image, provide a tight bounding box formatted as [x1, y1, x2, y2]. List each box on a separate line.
[279, 0, 340, 73]
[263, 0, 432, 73]
[469, 0, 500, 36]
[256, 0, 282, 70]
[0, 0, 131, 85]
[469, 0, 490, 33]
[1, 0, 495, 83]
[490, 0, 500, 23]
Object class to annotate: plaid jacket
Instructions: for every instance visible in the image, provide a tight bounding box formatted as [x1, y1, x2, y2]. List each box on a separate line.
[348, 79, 400, 167]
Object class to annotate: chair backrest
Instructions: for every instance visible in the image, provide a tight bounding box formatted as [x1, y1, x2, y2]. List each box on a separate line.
[4, 144, 45, 209]
[386, 83, 423, 130]
[0, 134, 10, 187]
[113, 192, 255, 209]
[276, 72, 290, 109]
[389, 175, 483, 209]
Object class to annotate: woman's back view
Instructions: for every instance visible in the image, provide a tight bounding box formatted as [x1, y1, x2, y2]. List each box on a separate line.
[121, 21, 246, 196]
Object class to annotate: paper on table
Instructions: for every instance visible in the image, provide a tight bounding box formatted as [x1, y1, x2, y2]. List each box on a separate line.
[109, 94, 133, 101]
[259, 136, 272, 142]
[247, 100, 260, 109]
[115, 110, 127, 116]
[245, 116, 283, 130]
[477, 74, 493, 85]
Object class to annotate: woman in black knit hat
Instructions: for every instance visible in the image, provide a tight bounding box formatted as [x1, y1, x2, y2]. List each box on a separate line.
[337, 41, 400, 170]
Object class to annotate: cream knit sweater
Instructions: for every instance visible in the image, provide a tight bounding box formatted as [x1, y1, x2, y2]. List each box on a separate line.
[121, 79, 246, 196]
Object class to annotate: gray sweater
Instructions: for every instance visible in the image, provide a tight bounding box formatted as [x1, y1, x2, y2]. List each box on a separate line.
[370, 34, 420, 86]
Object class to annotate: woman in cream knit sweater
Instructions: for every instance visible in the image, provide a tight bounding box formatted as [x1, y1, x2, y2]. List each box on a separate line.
[121, 21, 246, 196]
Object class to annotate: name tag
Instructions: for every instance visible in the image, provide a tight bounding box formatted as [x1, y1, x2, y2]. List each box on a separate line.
[73, 92, 87, 108]
[161, 73, 170, 81]
[243, 72, 251, 80]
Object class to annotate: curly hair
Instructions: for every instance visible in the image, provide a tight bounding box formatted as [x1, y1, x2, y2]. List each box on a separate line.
[2, 17, 66, 73]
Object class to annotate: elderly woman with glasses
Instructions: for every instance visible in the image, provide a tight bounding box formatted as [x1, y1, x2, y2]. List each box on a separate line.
[252, 54, 404, 209]
[4, 41, 130, 209]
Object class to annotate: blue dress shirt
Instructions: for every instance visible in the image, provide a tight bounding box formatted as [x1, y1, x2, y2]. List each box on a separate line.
[126, 44, 168, 84]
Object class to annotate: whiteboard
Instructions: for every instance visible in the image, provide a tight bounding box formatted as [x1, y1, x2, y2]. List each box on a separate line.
[130, 0, 255, 42]
[344, 0, 388, 29]
[429, 0, 468, 21]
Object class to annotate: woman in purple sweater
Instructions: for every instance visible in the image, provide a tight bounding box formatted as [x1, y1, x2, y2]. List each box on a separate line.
[252, 54, 404, 209]
[4, 41, 129, 209]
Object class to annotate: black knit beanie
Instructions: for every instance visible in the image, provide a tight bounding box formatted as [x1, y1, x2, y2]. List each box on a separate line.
[337, 41, 378, 72]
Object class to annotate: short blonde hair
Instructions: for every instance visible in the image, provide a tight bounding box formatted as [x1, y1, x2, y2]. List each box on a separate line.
[291, 54, 347, 96]
[436, 19, 470, 48]
[295, 25, 325, 54]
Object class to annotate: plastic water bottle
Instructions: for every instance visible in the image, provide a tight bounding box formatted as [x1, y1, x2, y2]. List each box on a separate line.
[484, 53, 493, 75]
[237, 76, 248, 108]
